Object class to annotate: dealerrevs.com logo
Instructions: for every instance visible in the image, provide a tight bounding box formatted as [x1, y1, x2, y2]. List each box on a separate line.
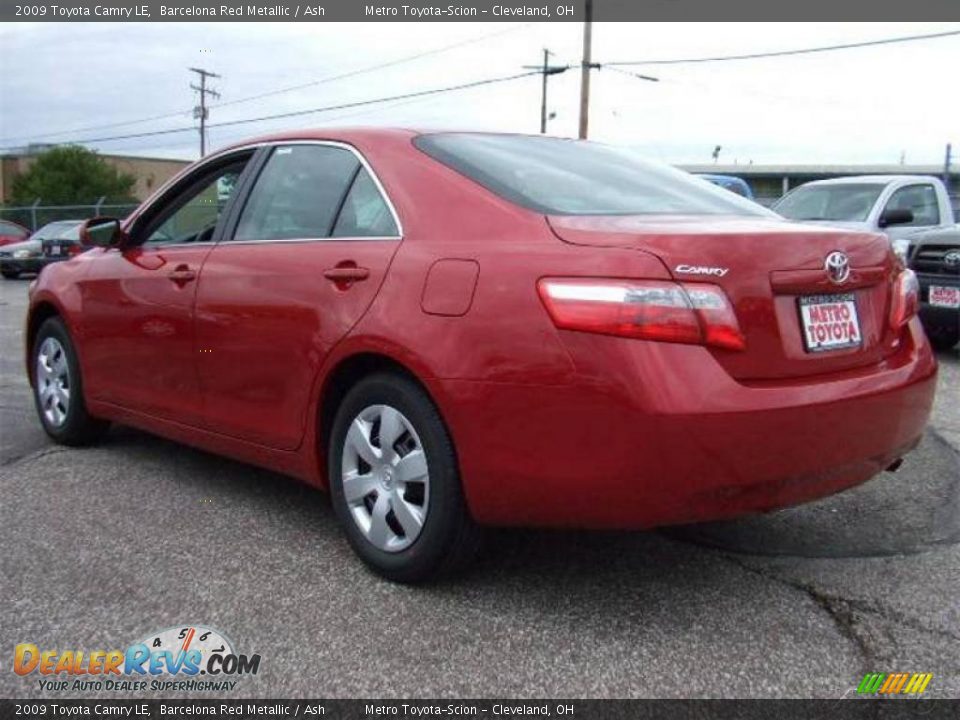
[14, 625, 261, 693]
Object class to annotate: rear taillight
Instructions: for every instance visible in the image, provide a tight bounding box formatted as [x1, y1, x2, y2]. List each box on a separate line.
[889, 269, 919, 330]
[67, 244, 83, 256]
[537, 278, 746, 351]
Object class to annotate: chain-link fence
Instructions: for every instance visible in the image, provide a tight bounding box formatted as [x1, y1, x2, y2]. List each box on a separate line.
[0, 199, 139, 232]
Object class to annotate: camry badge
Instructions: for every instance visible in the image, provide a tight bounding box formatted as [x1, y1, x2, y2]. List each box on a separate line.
[825, 251, 851, 284]
[674, 264, 729, 278]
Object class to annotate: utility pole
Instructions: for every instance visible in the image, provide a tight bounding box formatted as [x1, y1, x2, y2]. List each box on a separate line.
[578, 0, 594, 139]
[189, 67, 221, 157]
[523, 49, 568, 134]
[943, 142, 953, 188]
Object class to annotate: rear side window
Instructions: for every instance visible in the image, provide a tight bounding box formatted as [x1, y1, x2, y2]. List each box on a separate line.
[234, 145, 360, 241]
[414, 133, 772, 217]
[333, 168, 398, 237]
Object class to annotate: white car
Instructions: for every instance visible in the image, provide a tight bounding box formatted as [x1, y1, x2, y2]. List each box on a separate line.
[773, 175, 956, 259]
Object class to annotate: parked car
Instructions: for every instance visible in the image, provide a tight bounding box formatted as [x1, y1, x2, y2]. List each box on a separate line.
[696, 173, 755, 199]
[37, 219, 85, 261]
[906, 224, 960, 350]
[772, 176, 956, 260]
[0, 220, 84, 279]
[0, 219, 30, 248]
[26, 130, 936, 582]
[0, 238, 43, 279]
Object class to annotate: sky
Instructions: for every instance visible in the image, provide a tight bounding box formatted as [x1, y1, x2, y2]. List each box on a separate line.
[0, 21, 958, 166]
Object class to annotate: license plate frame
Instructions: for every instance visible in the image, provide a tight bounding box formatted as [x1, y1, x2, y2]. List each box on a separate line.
[798, 293, 863, 353]
[929, 285, 960, 308]
[48, 245, 61, 256]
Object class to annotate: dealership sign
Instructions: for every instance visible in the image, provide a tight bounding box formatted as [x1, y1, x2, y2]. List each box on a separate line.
[13, 625, 260, 693]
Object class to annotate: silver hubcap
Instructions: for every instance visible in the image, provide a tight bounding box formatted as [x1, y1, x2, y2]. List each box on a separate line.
[36, 337, 70, 428]
[341, 404, 429, 553]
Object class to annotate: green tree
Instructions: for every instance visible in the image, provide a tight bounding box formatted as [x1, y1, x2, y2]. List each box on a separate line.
[10, 145, 137, 205]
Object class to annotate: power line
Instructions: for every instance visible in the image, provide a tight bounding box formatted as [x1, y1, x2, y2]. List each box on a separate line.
[0, 24, 529, 146]
[605, 66, 660, 83]
[605, 29, 960, 66]
[129, 92, 450, 154]
[0, 71, 539, 152]
[211, 23, 530, 111]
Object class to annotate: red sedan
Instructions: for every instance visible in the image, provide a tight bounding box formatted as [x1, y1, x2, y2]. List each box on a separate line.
[26, 130, 937, 581]
[0, 219, 30, 247]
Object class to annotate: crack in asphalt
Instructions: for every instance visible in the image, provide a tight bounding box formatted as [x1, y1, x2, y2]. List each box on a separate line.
[721, 554, 876, 670]
[720, 550, 960, 677]
[0, 444, 66, 470]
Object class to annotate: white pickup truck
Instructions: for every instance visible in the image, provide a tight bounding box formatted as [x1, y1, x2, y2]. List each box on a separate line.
[772, 175, 956, 259]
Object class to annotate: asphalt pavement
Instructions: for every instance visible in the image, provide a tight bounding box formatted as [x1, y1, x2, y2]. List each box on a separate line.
[0, 275, 958, 699]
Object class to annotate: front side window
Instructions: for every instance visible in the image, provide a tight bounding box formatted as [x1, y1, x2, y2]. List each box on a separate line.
[884, 184, 940, 226]
[414, 133, 772, 217]
[774, 184, 885, 222]
[233, 145, 361, 241]
[144, 160, 248, 246]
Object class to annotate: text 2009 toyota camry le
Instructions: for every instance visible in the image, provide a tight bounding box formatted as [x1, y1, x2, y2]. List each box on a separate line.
[26, 130, 936, 581]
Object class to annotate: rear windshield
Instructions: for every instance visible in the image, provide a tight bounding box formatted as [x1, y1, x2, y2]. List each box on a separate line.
[414, 133, 772, 217]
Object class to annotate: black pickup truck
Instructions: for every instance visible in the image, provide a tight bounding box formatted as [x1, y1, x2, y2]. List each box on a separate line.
[909, 226, 960, 350]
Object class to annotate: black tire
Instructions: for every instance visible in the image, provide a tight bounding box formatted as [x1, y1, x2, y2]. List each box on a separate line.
[927, 324, 959, 351]
[32, 317, 109, 446]
[2, 270, 19, 279]
[328, 372, 481, 583]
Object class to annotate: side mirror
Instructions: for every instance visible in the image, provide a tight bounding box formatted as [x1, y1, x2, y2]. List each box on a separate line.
[878, 208, 914, 228]
[79, 217, 126, 248]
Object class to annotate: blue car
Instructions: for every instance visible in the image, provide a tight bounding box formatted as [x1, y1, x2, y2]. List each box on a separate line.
[697, 174, 755, 200]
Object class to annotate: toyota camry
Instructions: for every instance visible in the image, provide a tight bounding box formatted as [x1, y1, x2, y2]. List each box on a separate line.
[26, 130, 937, 581]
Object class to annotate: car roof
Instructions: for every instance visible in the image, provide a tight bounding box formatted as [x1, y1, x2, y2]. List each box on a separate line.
[801, 175, 940, 187]
[218, 127, 421, 153]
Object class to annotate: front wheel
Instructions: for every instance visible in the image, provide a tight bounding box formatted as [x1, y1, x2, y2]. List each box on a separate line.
[328, 372, 481, 583]
[33, 317, 109, 445]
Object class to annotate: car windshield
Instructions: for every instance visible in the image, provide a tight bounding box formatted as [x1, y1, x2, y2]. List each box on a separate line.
[773, 184, 884, 222]
[33, 221, 82, 241]
[414, 133, 773, 217]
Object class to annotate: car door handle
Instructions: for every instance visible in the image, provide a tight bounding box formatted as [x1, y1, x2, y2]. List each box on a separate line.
[323, 267, 370, 282]
[168, 265, 197, 284]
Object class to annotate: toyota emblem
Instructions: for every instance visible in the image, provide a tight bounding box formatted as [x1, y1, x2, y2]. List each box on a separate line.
[825, 251, 851, 284]
[944, 250, 960, 268]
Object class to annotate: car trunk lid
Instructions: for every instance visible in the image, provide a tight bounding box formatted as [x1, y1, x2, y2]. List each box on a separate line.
[547, 214, 899, 380]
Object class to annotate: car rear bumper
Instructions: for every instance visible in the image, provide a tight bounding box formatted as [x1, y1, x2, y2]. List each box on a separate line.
[440, 317, 937, 528]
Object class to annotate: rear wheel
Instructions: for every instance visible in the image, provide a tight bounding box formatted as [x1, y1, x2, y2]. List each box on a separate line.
[927, 324, 959, 351]
[33, 317, 109, 445]
[328, 372, 481, 582]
